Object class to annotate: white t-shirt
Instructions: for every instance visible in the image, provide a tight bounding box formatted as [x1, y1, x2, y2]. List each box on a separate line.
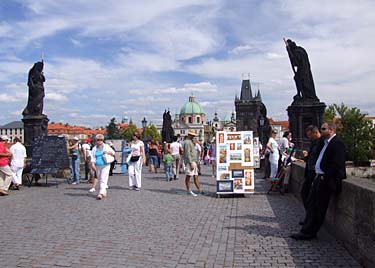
[131, 140, 144, 156]
[278, 137, 289, 154]
[10, 142, 27, 168]
[82, 143, 91, 158]
[170, 141, 182, 155]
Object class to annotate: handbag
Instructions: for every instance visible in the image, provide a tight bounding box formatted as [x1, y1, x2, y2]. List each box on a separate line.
[130, 155, 140, 162]
[103, 153, 115, 164]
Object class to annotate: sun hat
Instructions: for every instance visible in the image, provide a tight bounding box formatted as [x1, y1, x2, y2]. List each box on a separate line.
[1, 135, 9, 141]
[187, 130, 196, 136]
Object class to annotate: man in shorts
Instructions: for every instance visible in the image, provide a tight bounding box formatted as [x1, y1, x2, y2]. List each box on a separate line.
[183, 130, 204, 196]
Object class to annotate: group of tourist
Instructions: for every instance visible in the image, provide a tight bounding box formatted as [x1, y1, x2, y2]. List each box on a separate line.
[0, 135, 27, 196]
[65, 129, 208, 199]
[262, 122, 346, 240]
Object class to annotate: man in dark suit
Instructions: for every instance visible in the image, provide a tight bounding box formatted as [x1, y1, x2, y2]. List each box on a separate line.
[299, 125, 323, 225]
[291, 122, 346, 240]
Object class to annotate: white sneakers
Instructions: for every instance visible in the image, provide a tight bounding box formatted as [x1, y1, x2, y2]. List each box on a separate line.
[188, 191, 198, 197]
[88, 188, 96, 193]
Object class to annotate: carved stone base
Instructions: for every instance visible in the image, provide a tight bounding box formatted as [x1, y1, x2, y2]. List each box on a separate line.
[287, 101, 326, 153]
[22, 115, 49, 158]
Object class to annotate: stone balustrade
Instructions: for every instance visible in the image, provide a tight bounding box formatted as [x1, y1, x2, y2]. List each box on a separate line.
[289, 162, 375, 268]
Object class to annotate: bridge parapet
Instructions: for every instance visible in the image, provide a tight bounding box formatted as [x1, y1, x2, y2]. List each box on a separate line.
[290, 162, 375, 268]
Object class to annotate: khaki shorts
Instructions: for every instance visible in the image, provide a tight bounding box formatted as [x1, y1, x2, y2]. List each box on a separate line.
[185, 162, 198, 176]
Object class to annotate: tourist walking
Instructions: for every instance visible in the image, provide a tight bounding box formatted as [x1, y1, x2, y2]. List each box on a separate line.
[0, 135, 13, 196]
[148, 140, 159, 173]
[193, 138, 202, 175]
[90, 134, 115, 200]
[291, 122, 346, 240]
[9, 137, 27, 190]
[183, 130, 204, 196]
[128, 131, 146, 190]
[209, 139, 217, 177]
[68, 137, 81, 184]
[163, 149, 173, 181]
[170, 136, 183, 180]
[266, 129, 279, 179]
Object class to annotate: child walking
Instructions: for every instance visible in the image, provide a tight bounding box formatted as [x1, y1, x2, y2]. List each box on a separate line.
[163, 150, 173, 181]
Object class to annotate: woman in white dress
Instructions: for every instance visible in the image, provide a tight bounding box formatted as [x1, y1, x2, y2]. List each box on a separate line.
[266, 129, 280, 179]
[128, 132, 146, 190]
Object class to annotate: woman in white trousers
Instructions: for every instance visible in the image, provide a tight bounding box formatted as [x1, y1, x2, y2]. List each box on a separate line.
[128, 131, 146, 190]
[267, 129, 280, 179]
[91, 134, 115, 200]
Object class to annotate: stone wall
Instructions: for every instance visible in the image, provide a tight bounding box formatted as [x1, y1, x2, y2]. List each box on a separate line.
[289, 162, 375, 268]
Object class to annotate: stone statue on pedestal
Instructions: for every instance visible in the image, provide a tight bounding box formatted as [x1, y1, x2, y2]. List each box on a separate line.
[22, 61, 49, 158]
[284, 38, 325, 153]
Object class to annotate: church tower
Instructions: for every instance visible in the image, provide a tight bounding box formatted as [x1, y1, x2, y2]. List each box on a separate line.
[235, 76, 270, 144]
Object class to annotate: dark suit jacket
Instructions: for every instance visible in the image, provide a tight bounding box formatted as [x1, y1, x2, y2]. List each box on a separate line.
[320, 136, 346, 193]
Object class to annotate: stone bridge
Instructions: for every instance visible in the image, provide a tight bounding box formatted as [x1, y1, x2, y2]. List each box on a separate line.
[0, 164, 366, 267]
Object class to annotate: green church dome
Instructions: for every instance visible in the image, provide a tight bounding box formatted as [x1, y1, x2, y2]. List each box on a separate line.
[180, 96, 204, 115]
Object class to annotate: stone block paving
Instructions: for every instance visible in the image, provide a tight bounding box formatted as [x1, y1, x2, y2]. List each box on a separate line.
[0, 165, 361, 267]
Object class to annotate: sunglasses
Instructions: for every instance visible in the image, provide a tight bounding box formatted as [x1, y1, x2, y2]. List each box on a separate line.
[321, 127, 327, 131]
[96, 139, 103, 141]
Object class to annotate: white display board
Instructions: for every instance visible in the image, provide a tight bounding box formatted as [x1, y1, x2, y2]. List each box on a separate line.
[216, 131, 255, 195]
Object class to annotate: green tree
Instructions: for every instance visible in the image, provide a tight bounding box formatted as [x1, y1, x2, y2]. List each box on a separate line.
[142, 124, 161, 141]
[106, 117, 119, 139]
[120, 124, 138, 142]
[324, 103, 375, 162]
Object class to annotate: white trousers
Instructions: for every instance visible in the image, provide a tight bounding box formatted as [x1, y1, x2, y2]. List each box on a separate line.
[0, 165, 13, 191]
[11, 166, 24, 185]
[96, 164, 110, 195]
[128, 159, 143, 188]
[269, 155, 279, 179]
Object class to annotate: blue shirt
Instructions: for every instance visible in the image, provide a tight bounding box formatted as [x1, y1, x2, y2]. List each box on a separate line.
[95, 146, 105, 166]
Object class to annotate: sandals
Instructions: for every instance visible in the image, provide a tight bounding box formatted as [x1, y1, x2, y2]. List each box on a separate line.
[96, 194, 107, 200]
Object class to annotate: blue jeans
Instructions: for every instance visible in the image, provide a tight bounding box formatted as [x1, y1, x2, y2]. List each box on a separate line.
[71, 156, 81, 183]
[165, 164, 172, 181]
[149, 155, 158, 167]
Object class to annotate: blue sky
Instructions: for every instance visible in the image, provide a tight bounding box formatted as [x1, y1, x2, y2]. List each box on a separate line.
[1, 0, 374, 128]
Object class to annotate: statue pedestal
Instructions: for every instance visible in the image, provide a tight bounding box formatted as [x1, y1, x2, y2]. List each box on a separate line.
[22, 115, 49, 158]
[287, 101, 326, 153]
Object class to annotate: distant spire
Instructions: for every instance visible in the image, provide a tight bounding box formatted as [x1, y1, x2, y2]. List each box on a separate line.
[240, 78, 253, 100]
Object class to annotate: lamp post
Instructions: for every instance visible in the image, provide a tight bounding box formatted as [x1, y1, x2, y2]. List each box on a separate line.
[141, 117, 147, 128]
[259, 115, 264, 145]
[141, 117, 147, 138]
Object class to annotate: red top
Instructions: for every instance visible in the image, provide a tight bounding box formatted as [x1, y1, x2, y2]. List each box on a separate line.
[0, 142, 9, 167]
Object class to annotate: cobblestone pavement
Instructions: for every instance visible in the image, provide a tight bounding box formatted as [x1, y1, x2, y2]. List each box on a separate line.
[0, 165, 361, 268]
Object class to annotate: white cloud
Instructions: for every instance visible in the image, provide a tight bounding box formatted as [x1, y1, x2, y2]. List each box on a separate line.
[0, 93, 23, 103]
[46, 92, 68, 102]
[229, 45, 254, 55]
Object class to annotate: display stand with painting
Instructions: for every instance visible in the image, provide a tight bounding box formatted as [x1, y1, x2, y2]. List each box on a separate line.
[216, 131, 255, 196]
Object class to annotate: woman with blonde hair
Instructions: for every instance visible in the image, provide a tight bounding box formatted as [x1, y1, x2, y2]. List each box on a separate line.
[90, 134, 115, 200]
[128, 131, 146, 190]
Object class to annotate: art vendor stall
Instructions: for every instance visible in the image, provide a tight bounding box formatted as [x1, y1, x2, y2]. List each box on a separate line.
[216, 131, 256, 196]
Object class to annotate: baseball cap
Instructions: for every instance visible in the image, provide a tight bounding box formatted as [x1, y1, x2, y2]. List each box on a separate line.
[1, 135, 9, 141]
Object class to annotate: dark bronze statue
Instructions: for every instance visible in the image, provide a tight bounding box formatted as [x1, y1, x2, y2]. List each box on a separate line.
[23, 61, 45, 116]
[284, 39, 319, 102]
[162, 110, 174, 143]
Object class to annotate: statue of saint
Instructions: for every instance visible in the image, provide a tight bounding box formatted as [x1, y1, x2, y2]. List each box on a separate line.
[284, 39, 319, 102]
[162, 110, 174, 143]
[23, 61, 45, 116]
